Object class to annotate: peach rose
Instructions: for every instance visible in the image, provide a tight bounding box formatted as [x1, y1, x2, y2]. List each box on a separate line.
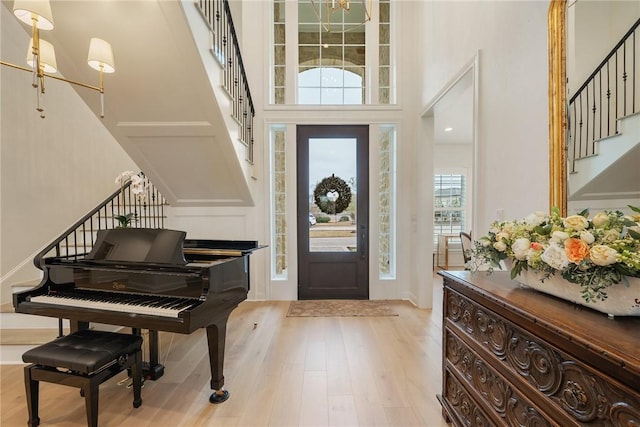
[564, 238, 590, 264]
[530, 242, 544, 251]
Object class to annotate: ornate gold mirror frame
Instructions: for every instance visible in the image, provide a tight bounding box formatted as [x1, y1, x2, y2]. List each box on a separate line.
[548, 0, 567, 216]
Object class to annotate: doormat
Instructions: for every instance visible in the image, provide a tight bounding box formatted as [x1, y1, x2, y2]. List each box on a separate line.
[286, 300, 398, 317]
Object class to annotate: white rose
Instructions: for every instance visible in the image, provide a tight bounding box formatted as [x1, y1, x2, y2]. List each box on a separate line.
[579, 230, 595, 245]
[551, 231, 570, 243]
[480, 238, 491, 248]
[601, 229, 620, 243]
[563, 215, 589, 231]
[541, 244, 569, 271]
[592, 212, 609, 228]
[503, 223, 516, 233]
[525, 212, 547, 226]
[493, 241, 507, 252]
[496, 232, 510, 242]
[512, 238, 531, 261]
[590, 245, 618, 266]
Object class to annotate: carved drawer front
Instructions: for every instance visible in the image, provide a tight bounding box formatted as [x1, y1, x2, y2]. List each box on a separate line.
[444, 287, 640, 426]
[443, 369, 493, 427]
[445, 330, 553, 426]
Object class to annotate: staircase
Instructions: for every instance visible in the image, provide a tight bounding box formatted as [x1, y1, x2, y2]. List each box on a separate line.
[2, 0, 256, 207]
[567, 17, 640, 212]
[568, 113, 640, 207]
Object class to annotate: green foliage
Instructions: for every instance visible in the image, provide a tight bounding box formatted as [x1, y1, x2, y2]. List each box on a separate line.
[115, 213, 137, 228]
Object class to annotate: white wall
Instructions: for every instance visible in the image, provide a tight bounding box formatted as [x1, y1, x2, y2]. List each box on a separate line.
[419, 1, 550, 237]
[0, 5, 138, 303]
[568, 0, 640, 94]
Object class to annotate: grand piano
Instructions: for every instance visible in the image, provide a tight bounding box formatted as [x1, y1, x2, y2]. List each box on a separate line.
[13, 228, 264, 403]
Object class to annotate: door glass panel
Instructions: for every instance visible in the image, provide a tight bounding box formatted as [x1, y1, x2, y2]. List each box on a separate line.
[308, 138, 357, 252]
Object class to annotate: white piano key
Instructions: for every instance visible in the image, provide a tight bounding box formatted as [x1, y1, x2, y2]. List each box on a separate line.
[30, 294, 198, 318]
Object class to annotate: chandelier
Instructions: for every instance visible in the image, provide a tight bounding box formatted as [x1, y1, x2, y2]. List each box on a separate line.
[310, 0, 373, 33]
[0, 0, 115, 118]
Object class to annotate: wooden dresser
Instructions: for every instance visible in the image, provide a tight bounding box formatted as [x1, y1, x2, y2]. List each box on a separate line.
[438, 270, 640, 426]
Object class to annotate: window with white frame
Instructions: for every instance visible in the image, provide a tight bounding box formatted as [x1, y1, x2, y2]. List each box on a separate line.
[433, 172, 467, 245]
[271, 0, 395, 105]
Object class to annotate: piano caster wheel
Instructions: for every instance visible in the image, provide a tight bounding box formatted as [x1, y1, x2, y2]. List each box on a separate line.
[209, 389, 230, 404]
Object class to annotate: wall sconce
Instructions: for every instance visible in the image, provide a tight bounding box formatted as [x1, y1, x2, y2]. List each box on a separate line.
[0, 0, 115, 118]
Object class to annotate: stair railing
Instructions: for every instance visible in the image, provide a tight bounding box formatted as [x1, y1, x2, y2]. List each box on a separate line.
[33, 173, 166, 269]
[195, 0, 255, 164]
[568, 18, 639, 173]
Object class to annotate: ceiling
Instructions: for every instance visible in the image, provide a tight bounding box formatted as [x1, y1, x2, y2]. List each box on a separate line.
[433, 70, 473, 145]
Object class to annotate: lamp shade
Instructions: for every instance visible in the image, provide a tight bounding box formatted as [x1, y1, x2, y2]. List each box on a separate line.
[13, 0, 54, 30]
[87, 38, 115, 73]
[26, 38, 57, 73]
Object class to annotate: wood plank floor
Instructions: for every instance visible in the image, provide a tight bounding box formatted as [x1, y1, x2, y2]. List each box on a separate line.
[0, 282, 448, 426]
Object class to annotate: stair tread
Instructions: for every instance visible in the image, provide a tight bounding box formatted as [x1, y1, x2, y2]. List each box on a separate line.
[0, 303, 15, 313]
[0, 328, 69, 345]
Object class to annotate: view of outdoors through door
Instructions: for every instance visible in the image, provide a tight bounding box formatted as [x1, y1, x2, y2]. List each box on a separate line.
[308, 138, 357, 252]
[297, 125, 369, 299]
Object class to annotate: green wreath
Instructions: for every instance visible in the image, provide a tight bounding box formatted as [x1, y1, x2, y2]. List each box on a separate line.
[313, 174, 352, 215]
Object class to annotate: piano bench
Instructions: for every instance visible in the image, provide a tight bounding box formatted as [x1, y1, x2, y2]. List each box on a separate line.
[21, 329, 143, 427]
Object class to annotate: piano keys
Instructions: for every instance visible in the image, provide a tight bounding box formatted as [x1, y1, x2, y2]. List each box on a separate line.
[13, 228, 265, 404]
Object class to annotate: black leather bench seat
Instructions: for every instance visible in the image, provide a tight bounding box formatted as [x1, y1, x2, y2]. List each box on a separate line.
[22, 329, 143, 427]
[23, 329, 142, 375]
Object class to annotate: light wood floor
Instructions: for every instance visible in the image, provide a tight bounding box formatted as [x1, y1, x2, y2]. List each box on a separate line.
[0, 282, 448, 426]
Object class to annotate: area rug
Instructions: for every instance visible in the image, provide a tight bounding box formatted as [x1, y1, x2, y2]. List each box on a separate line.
[286, 300, 398, 317]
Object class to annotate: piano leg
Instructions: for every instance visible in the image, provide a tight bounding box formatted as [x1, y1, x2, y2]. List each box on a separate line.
[146, 330, 165, 380]
[70, 320, 90, 333]
[132, 329, 165, 381]
[206, 320, 230, 404]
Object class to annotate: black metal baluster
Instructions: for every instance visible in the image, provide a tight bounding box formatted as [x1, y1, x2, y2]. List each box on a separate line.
[615, 50, 618, 133]
[623, 39, 627, 117]
[633, 29, 637, 114]
[598, 70, 602, 140]
[579, 95, 584, 158]
[591, 82, 597, 154]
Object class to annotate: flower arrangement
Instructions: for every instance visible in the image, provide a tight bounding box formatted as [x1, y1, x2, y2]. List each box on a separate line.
[115, 171, 148, 201]
[114, 171, 149, 228]
[470, 206, 640, 303]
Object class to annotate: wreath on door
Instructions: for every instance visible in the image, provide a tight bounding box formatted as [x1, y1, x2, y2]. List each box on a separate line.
[313, 174, 352, 215]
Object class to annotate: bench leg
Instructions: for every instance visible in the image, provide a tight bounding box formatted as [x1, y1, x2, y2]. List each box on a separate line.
[83, 381, 99, 427]
[24, 366, 40, 427]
